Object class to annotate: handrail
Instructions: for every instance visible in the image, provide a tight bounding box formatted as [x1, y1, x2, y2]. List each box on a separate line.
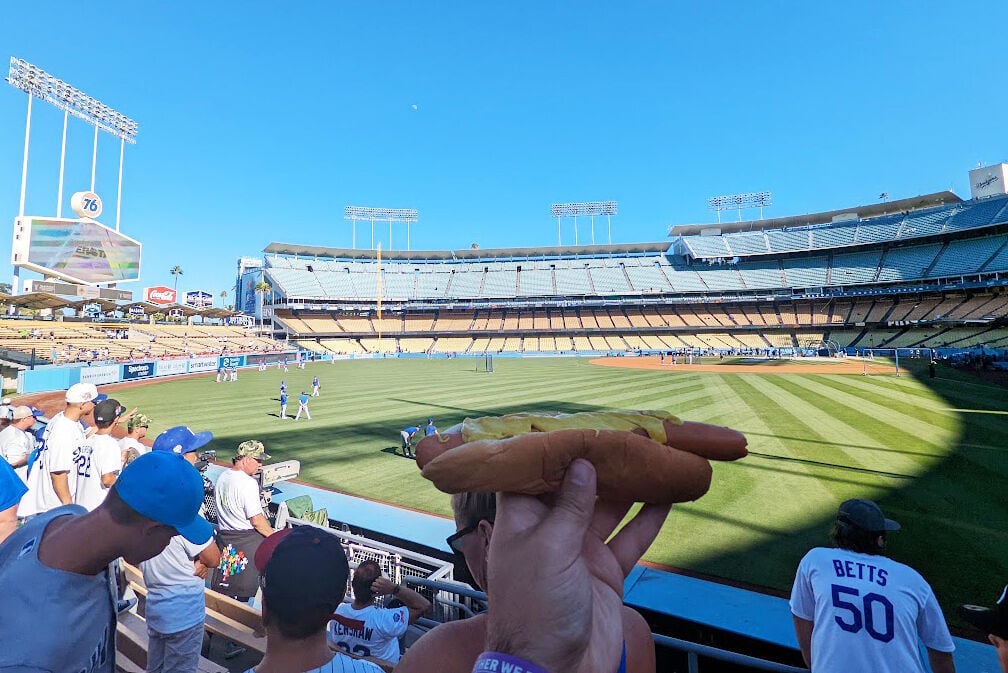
[652, 634, 806, 673]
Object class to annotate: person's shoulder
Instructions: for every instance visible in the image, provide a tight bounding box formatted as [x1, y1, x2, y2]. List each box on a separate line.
[394, 614, 485, 673]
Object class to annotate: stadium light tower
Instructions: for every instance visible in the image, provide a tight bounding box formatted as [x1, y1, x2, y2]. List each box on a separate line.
[707, 191, 772, 223]
[344, 206, 419, 250]
[6, 57, 139, 294]
[551, 201, 618, 246]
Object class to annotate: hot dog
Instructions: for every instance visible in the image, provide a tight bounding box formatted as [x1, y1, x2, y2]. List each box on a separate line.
[415, 410, 747, 504]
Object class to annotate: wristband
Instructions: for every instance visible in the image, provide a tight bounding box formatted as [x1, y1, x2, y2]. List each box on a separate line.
[473, 652, 550, 673]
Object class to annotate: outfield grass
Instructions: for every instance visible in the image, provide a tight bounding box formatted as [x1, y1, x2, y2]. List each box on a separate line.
[113, 356, 1008, 627]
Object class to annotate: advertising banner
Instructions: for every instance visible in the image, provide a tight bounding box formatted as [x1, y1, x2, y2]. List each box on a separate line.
[79, 364, 120, 385]
[129, 305, 145, 316]
[121, 362, 155, 380]
[156, 359, 188, 377]
[185, 290, 213, 308]
[144, 286, 177, 306]
[219, 355, 247, 369]
[188, 356, 219, 373]
[969, 163, 1008, 200]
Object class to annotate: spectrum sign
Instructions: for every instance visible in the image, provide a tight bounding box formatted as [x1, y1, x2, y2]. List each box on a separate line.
[144, 286, 177, 306]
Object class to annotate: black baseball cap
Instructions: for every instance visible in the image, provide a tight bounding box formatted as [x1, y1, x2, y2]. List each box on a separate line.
[93, 399, 125, 425]
[837, 499, 900, 533]
[255, 526, 348, 621]
[960, 584, 1008, 638]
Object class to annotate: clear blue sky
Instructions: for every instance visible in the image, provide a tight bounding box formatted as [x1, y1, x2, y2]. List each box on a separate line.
[1, 2, 1006, 304]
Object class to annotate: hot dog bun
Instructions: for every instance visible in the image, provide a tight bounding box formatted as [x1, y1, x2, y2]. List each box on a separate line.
[415, 411, 747, 504]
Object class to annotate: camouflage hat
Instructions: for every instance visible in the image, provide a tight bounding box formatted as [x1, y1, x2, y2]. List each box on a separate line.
[236, 440, 271, 461]
[128, 412, 152, 432]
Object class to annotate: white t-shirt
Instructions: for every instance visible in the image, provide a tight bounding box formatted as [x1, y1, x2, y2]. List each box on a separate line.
[214, 469, 263, 531]
[140, 534, 214, 634]
[0, 424, 32, 484]
[243, 654, 381, 673]
[789, 547, 954, 673]
[330, 603, 409, 664]
[20, 412, 87, 516]
[118, 436, 148, 458]
[73, 434, 123, 512]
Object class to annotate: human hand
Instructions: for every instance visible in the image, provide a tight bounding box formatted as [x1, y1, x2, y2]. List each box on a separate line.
[193, 560, 209, 579]
[990, 634, 1008, 673]
[370, 576, 396, 596]
[485, 459, 671, 673]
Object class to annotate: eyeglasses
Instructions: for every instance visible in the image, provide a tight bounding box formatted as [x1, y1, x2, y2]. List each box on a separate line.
[446, 522, 480, 555]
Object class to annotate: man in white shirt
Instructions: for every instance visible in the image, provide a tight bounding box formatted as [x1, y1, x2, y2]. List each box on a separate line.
[20, 382, 100, 517]
[73, 399, 126, 512]
[118, 412, 151, 464]
[141, 426, 221, 673]
[790, 499, 955, 673]
[331, 560, 430, 664]
[211, 440, 275, 601]
[0, 406, 39, 484]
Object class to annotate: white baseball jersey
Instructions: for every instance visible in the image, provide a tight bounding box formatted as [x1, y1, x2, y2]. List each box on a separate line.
[214, 469, 263, 531]
[790, 547, 954, 673]
[73, 434, 123, 511]
[0, 424, 33, 484]
[20, 412, 87, 516]
[330, 603, 409, 663]
[118, 436, 148, 458]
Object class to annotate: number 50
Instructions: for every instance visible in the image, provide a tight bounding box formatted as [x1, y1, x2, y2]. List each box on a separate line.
[831, 583, 895, 643]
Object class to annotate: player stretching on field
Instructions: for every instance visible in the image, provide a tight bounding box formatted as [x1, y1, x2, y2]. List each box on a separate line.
[294, 391, 310, 420]
[279, 390, 288, 419]
[790, 499, 956, 673]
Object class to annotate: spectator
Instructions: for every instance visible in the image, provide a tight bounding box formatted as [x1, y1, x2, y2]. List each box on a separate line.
[789, 499, 956, 673]
[330, 560, 431, 664]
[960, 584, 1008, 672]
[211, 440, 275, 602]
[119, 412, 152, 464]
[0, 397, 13, 430]
[396, 473, 658, 673]
[141, 426, 221, 673]
[0, 406, 40, 484]
[20, 383, 101, 517]
[73, 399, 126, 512]
[0, 458, 26, 544]
[0, 451, 210, 672]
[249, 526, 382, 673]
[400, 425, 420, 458]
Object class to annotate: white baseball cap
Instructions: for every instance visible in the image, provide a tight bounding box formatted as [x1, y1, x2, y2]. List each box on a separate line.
[66, 382, 99, 404]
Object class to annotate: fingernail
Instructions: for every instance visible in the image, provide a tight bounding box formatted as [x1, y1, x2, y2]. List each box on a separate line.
[569, 459, 591, 485]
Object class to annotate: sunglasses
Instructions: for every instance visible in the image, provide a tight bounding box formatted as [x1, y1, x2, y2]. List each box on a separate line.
[446, 522, 480, 555]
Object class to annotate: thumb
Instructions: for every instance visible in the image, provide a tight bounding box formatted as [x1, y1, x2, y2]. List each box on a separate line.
[541, 459, 597, 544]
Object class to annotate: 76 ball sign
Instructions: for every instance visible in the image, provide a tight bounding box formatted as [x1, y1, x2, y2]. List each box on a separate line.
[70, 191, 103, 219]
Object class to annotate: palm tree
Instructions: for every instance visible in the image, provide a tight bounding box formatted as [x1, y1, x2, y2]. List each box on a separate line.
[170, 265, 183, 291]
[254, 281, 272, 330]
[219, 290, 227, 308]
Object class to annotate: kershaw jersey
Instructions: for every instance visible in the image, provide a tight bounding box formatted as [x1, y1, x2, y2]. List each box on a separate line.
[789, 547, 954, 673]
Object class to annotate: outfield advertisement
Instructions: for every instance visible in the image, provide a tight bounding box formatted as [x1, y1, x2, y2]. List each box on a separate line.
[156, 359, 188, 377]
[188, 356, 220, 373]
[79, 365, 120, 385]
[122, 362, 155, 380]
[220, 355, 246, 369]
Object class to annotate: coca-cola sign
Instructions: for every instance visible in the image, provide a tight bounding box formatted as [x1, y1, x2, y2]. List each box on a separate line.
[144, 286, 177, 306]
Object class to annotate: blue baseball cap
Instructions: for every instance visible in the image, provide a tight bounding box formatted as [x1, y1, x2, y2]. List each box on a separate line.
[152, 426, 213, 456]
[113, 452, 212, 544]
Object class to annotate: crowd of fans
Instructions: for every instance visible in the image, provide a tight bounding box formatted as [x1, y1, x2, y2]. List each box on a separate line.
[0, 381, 1005, 672]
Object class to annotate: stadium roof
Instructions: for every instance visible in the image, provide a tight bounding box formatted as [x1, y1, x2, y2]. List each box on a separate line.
[669, 190, 963, 236]
[263, 241, 673, 261]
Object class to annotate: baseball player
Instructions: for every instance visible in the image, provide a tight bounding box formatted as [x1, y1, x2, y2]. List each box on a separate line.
[279, 390, 288, 419]
[789, 499, 955, 673]
[312, 376, 320, 397]
[294, 391, 310, 420]
[400, 425, 420, 458]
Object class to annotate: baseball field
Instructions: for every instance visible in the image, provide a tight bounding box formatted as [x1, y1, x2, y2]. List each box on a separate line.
[84, 355, 1008, 629]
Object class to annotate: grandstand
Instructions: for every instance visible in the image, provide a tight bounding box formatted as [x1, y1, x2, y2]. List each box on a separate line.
[246, 191, 1008, 357]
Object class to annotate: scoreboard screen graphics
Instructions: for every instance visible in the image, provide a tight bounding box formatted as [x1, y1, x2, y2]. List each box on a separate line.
[12, 216, 141, 285]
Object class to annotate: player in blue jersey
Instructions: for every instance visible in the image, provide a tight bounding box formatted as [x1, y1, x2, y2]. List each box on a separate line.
[312, 376, 320, 397]
[294, 391, 310, 421]
[400, 426, 420, 458]
[789, 499, 955, 673]
[279, 391, 288, 419]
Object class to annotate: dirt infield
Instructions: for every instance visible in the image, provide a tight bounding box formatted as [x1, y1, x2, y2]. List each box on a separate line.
[590, 355, 881, 375]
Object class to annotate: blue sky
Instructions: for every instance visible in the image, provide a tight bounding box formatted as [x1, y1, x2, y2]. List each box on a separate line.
[1, 2, 1006, 304]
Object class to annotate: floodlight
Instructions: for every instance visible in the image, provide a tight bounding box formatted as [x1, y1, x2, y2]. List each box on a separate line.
[551, 201, 618, 245]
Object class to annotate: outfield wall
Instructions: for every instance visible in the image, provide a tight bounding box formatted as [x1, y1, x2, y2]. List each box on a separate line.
[15, 351, 301, 394]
